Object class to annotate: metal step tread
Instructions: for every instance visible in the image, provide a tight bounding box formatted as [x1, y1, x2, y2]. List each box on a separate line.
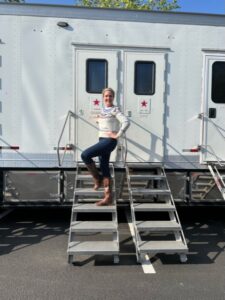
[77, 162, 114, 168]
[138, 240, 188, 253]
[77, 198, 114, 203]
[68, 241, 119, 255]
[70, 221, 117, 232]
[73, 203, 116, 212]
[129, 175, 165, 180]
[133, 203, 175, 211]
[131, 188, 170, 195]
[77, 174, 114, 180]
[74, 188, 106, 196]
[136, 220, 181, 231]
[127, 163, 163, 169]
[192, 189, 207, 193]
[194, 182, 214, 186]
[197, 175, 212, 179]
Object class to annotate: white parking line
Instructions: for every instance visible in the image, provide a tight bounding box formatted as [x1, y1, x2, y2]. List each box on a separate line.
[139, 254, 156, 274]
[125, 210, 156, 274]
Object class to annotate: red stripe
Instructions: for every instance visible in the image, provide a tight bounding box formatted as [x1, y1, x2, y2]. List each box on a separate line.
[190, 148, 199, 152]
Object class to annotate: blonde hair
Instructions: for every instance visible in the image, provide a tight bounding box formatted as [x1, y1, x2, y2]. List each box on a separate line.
[102, 87, 115, 98]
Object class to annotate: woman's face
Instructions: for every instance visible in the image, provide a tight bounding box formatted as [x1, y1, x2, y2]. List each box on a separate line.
[103, 91, 114, 107]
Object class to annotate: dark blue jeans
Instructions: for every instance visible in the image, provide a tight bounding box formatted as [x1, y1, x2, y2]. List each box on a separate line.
[81, 138, 117, 178]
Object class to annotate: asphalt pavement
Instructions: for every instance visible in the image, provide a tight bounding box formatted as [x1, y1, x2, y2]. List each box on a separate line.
[0, 206, 225, 300]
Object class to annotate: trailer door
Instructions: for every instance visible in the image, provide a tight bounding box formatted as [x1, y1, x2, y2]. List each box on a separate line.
[201, 54, 225, 162]
[124, 52, 165, 162]
[75, 49, 118, 161]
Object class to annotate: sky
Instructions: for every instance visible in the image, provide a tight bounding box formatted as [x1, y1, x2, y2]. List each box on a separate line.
[24, 0, 225, 15]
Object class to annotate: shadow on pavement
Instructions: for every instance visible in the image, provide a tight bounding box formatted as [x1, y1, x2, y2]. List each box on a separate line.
[0, 206, 225, 266]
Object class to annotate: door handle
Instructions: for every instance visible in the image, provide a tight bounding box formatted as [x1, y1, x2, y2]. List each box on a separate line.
[208, 108, 216, 118]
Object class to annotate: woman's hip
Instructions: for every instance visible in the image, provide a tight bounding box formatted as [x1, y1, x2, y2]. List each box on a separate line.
[98, 138, 117, 151]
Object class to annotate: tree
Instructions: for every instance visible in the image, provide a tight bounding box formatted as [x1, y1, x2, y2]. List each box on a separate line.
[75, 0, 180, 11]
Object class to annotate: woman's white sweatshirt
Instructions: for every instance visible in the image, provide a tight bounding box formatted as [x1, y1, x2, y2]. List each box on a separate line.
[97, 106, 130, 138]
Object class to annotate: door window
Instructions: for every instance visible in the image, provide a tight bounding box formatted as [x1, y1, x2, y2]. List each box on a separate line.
[86, 59, 108, 93]
[134, 61, 155, 95]
[211, 61, 225, 103]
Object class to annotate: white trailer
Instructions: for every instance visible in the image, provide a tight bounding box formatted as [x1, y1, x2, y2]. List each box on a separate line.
[0, 2, 225, 205]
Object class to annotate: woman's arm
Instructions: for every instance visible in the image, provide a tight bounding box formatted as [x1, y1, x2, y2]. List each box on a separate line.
[107, 107, 130, 139]
[116, 108, 130, 137]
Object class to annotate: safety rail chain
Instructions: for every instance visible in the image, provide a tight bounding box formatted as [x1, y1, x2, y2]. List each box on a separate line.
[208, 164, 225, 201]
[56, 110, 76, 167]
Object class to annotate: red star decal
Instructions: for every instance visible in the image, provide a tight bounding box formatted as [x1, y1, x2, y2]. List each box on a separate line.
[93, 99, 100, 106]
[141, 100, 148, 107]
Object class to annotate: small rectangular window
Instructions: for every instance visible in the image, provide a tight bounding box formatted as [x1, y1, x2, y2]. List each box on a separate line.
[211, 61, 225, 103]
[86, 59, 108, 93]
[134, 61, 155, 95]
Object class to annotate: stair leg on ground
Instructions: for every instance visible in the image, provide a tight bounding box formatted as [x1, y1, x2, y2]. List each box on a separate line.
[67, 163, 119, 264]
[126, 163, 188, 263]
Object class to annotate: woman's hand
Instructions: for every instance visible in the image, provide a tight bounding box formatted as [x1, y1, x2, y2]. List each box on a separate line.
[106, 131, 119, 139]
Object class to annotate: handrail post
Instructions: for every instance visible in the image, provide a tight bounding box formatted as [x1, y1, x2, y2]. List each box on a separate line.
[57, 110, 76, 167]
[203, 144, 225, 167]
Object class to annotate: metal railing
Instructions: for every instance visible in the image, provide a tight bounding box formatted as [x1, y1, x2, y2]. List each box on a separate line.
[201, 144, 225, 167]
[116, 133, 128, 167]
[57, 110, 76, 167]
[208, 163, 225, 201]
[200, 112, 225, 166]
[56, 110, 128, 167]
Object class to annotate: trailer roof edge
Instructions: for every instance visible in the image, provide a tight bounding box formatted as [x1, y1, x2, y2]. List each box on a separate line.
[0, 3, 225, 27]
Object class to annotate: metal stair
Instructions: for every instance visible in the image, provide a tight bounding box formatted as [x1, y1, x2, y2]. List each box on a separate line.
[191, 173, 216, 200]
[208, 163, 225, 200]
[67, 163, 119, 264]
[126, 163, 188, 263]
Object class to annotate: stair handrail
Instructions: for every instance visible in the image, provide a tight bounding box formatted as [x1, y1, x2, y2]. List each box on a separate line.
[202, 144, 225, 167]
[117, 133, 128, 167]
[124, 133, 128, 164]
[202, 113, 225, 141]
[208, 164, 225, 187]
[200, 113, 225, 166]
[0, 137, 40, 168]
[57, 110, 76, 167]
[208, 163, 225, 201]
[0, 137, 60, 181]
[214, 165, 225, 188]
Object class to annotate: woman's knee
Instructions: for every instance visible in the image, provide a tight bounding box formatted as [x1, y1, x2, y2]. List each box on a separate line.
[81, 150, 91, 164]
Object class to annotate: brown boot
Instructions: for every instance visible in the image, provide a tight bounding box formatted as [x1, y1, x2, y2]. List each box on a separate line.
[96, 177, 112, 206]
[86, 162, 102, 190]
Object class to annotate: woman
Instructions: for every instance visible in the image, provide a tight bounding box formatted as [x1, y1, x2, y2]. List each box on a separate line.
[81, 87, 130, 206]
